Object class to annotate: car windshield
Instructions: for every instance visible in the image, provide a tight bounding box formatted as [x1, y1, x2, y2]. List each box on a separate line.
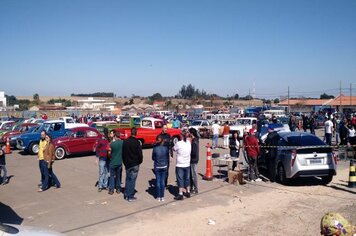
[191, 121, 202, 126]
[287, 135, 325, 147]
[235, 119, 251, 125]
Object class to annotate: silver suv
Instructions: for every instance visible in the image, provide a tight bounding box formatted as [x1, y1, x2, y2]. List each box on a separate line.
[262, 132, 337, 184]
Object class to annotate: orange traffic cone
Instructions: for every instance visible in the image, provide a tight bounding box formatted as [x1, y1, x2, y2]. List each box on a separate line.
[203, 143, 213, 181]
[5, 137, 11, 154]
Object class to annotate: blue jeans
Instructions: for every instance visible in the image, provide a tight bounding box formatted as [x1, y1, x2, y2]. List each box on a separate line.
[176, 166, 190, 188]
[155, 167, 167, 198]
[124, 165, 139, 198]
[109, 165, 122, 191]
[325, 133, 332, 146]
[39, 160, 49, 190]
[212, 134, 219, 148]
[190, 164, 198, 192]
[98, 158, 109, 189]
[0, 165, 7, 183]
[49, 167, 61, 188]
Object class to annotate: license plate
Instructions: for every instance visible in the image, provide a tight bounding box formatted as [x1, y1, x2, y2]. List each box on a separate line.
[309, 159, 323, 165]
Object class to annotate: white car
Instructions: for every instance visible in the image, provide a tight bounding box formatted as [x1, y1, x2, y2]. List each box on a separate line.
[229, 117, 257, 138]
[59, 117, 88, 129]
[189, 119, 212, 138]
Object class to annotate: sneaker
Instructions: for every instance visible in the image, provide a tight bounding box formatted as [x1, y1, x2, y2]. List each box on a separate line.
[160, 197, 165, 202]
[156, 197, 161, 202]
[255, 178, 262, 182]
[108, 190, 114, 195]
[174, 195, 183, 201]
[98, 188, 103, 192]
[116, 189, 121, 194]
[185, 192, 191, 198]
[128, 197, 137, 202]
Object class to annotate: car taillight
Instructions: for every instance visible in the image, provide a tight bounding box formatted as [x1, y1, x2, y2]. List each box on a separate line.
[291, 149, 297, 167]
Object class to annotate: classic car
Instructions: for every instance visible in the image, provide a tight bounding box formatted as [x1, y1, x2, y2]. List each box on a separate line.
[2, 123, 39, 148]
[229, 117, 257, 138]
[53, 127, 102, 159]
[114, 117, 181, 146]
[188, 119, 212, 138]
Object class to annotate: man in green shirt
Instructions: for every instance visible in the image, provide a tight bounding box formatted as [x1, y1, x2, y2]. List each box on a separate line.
[108, 131, 123, 195]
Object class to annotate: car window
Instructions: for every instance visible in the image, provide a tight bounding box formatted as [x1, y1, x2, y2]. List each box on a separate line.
[155, 121, 163, 128]
[287, 135, 325, 146]
[75, 131, 85, 138]
[53, 123, 62, 131]
[87, 130, 98, 137]
[133, 118, 141, 125]
[142, 120, 152, 128]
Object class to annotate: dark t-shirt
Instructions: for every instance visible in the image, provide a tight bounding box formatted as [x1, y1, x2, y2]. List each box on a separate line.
[110, 140, 123, 167]
[0, 150, 5, 165]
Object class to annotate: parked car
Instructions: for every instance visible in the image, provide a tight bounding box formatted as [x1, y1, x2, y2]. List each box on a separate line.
[17, 120, 69, 155]
[114, 117, 181, 146]
[188, 119, 212, 138]
[259, 132, 337, 185]
[0, 121, 17, 131]
[59, 116, 89, 129]
[52, 127, 102, 159]
[229, 117, 257, 138]
[2, 123, 39, 148]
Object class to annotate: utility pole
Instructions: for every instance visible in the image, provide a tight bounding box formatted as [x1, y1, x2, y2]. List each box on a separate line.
[248, 89, 251, 107]
[350, 82, 352, 106]
[340, 81, 342, 111]
[287, 86, 290, 114]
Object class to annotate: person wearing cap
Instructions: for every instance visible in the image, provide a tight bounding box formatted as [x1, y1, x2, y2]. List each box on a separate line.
[320, 212, 355, 236]
[173, 129, 191, 200]
[244, 129, 261, 181]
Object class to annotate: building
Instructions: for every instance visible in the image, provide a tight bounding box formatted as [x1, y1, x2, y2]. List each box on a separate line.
[77, 97, 107, 111]
[0, 91, 7, 110]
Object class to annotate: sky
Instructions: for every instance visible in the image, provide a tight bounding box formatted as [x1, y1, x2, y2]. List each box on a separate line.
[1, 0, 356, 99]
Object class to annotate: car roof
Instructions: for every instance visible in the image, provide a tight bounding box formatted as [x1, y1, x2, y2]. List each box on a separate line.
[69, 127, 98, 132]
[277, 131, 318, 140]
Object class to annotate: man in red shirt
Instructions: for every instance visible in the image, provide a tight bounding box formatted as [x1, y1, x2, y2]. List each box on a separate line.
[244, 129, 261, 181]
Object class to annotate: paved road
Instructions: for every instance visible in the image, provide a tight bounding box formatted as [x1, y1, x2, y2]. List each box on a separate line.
[0, 129, 355, 235]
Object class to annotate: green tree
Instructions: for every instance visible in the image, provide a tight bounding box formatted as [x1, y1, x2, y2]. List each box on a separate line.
[129, 98, 134, 105]
[320, 93, 335, 99]
[234, 93, 239, 99]
[149, 93, 163, 101]
[273, 98, 280, 104]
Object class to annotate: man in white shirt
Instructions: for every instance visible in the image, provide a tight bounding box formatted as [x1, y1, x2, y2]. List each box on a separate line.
[324, 117, 334, 146]
[211, 120, 220, 149]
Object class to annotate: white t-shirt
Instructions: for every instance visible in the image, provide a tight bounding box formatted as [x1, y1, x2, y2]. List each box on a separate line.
[174, 140, 192, 167]
[324, 120, 333, 134]
[348, 128, 356, 138]
[212, 123, 220, 135]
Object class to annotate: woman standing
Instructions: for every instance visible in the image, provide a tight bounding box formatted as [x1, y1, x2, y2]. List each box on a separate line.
[229, 131, 240, 171]
[152, 136, 169, 202]
[42, 134, 61, 191]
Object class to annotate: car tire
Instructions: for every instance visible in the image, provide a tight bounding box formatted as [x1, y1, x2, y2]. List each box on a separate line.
[277, 164, 288, 185]
[29, 142, 39, 155]
[321, 174, 333, 185]
[55, 147, 66, 160]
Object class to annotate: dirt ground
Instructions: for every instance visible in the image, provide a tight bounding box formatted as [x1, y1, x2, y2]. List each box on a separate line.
[108, 163, 355, 236]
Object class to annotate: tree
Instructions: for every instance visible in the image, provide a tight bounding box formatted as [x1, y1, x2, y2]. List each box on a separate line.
[5, 95, 17, 106]
[233, 93, 239, 100]
[129, 98, 134, 105]
[274, 98, 280, 104]
[33, 93, 40, 105]
[320, 93, 335, 99]
[149, 93, 163, 101]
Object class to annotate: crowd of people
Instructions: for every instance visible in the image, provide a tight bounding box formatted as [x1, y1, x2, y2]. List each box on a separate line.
[94, 125, 200, 202]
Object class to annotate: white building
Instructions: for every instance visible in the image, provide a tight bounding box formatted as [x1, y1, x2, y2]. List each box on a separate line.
[77, 97, 116, 111]
[0, 91, 7, 110]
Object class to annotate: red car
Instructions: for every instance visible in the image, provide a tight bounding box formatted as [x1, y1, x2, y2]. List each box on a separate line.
[2, 123, 39, 148]
[114, 117, 181, 146]
[53, 127, 102, 159]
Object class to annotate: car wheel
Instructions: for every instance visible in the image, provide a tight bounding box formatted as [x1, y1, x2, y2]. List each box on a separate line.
[29, 143, 39, 155]
[277, 164, 288, 185]
[55, 147, 66, 160]
[321, 174, 333, 185]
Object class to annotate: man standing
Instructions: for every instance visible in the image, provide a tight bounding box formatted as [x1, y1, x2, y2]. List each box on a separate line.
[324, 117, 334, 146]
[108, 132, 123, 195]
[189, 128, 199, 194]
[222, 121, 230, 149]
[95, 128, 110, 192]
[156, 125, 172, 187]
[38, 131, 48, 192]
[244, 129, 261, 182]
[123, 128, 143, 202]
[0, 145, 8, 185]
[211, 120, 220, 149]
